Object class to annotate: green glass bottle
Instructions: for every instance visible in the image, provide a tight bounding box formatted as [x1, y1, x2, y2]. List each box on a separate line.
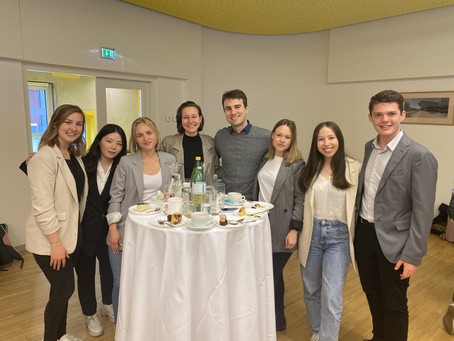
[190, 156, 205, 211]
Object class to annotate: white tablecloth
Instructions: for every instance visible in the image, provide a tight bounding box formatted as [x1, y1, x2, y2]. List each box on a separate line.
[115, 213, 276, 341]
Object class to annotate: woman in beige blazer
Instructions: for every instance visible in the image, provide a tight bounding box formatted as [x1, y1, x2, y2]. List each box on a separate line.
[162, 101, 220, 182]
[26, 104, 88, 341]
[297, 122, 360, 341]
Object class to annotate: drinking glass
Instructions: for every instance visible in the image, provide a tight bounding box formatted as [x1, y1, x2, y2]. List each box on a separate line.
[164, 183, 175, 202]
[215, 182, 225, 211]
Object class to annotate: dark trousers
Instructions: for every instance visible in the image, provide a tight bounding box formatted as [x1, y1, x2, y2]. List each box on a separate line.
[273, 252, 292, 313]
[354, 219, 410, 341]
[75, 239, 113, 316]
[33, 253, 75, 341]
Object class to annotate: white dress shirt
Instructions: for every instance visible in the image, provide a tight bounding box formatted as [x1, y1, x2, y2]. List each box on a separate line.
[360, 130, 404, 222]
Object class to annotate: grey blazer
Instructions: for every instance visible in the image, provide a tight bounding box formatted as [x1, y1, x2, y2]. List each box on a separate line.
[161, 133, 220, 180]
[355, 133, 438, 266]
[108, 151, 176, 242]
[252, 158, 305, 253]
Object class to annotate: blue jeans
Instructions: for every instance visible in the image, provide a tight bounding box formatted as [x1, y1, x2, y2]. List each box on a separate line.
[108, 248, 123, 324]
[300, 218, 350, 341]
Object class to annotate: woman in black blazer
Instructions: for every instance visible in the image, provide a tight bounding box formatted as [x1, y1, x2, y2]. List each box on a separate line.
[252, 119, 305, 332]
[76, 124, 127, 337]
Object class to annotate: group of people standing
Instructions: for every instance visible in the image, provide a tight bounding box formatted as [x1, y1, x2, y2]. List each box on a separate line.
[24, 88, 437, 341]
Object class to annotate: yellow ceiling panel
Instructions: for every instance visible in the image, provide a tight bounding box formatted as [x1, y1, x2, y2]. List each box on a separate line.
[120, 0, 454, 34]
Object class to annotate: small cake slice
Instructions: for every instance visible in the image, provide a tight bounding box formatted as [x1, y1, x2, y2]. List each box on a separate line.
[219, 214, 228, 226]
[170, 213, 182, 225]
[137, 202, 150, 212]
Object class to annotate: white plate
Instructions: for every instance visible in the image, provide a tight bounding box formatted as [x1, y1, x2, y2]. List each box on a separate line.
[149, 214, 186, 228]
[249, 201, 274, 211]
[216, 216, 245, 229]
[151, 195, 165, 205]
[129, 204, 162, 215]
[233, 208, 267, 218]
[185, 220, 214, 231]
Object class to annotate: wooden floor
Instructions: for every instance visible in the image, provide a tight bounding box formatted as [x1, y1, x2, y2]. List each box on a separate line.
[1, 234, 453, 341]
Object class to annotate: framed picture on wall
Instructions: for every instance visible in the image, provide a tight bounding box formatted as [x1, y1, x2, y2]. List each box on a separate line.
[401, 91, 454, 125]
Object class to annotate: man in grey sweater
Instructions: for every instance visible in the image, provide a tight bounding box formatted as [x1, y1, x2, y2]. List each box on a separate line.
[214, 89, 270, 200]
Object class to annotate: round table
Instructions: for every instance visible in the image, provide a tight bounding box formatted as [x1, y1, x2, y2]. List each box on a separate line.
[115, 211, 276, 341]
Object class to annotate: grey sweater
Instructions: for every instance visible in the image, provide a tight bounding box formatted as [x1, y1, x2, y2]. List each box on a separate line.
[214, 125, 270, 200]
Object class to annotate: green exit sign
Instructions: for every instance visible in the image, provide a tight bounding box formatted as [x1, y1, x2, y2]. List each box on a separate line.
[101, 48, 116, 60]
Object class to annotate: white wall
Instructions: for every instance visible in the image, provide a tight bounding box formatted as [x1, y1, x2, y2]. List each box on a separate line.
[201, 7, 454, 216]
[1, 0, 453, 247]
[0, 0, 201, 247]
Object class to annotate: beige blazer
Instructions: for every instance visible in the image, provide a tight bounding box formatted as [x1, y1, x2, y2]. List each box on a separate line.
[26, 145, 88, 255]
[298, 158, 361, 270]
[161, 133, 220, 180]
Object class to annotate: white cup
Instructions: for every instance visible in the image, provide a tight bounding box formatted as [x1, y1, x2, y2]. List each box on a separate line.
[191, 212, 212, 227]
[228, 192, 245, 204]
[163, 197, 183, 214]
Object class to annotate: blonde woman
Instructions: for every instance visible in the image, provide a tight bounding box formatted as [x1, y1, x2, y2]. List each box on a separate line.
[26, 104, 88, 341]
[252, 119, 305, 331]
[106, 117, 176, 322]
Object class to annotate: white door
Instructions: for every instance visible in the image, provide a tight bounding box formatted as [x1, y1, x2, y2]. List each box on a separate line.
[96, 78, 151, 146]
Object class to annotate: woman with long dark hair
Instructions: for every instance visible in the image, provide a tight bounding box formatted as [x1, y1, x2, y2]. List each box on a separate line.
[252, 119, 305, 331]
[297, 122, 360, 341]
[26, 104, 88, 341]
[76, 124, 127, 336]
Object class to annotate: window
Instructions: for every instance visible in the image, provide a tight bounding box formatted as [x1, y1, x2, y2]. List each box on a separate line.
[28, 82, 54, 152]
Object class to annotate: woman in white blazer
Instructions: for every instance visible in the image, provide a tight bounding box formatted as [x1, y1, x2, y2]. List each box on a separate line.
[162, 101, 220, 181]
[252, 119, 305, 332]
[297, 122, 360, 341]
[107, 117, 176, 323]
[26, 104, 88, 341]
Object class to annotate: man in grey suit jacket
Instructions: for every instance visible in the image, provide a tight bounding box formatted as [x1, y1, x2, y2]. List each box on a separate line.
[354, 90, 438, 341]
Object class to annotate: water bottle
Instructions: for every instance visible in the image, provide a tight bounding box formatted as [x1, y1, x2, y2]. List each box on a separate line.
[190, 156, 205, 211]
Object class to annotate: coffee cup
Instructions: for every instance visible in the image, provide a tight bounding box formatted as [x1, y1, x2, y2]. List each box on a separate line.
[191, 212, 212, 227]
[228, 192, 245, 204]
[163, 197, 183, 214]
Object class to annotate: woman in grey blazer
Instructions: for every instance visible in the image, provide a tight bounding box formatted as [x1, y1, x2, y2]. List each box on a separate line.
[106, 117, 176, 323]
[162, 101, 220, 182]
[252, 119, 305, 332]
[27, 104, 88, 341]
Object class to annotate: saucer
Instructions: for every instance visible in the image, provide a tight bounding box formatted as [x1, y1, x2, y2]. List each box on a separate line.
[223, 199, 245, 207]
[149, 215, 186, 228]
[185, 220, 214, 231]
[129, 204, 162, 215]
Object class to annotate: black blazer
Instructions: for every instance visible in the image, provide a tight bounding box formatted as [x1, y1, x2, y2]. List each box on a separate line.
[80, 162, 114, 257]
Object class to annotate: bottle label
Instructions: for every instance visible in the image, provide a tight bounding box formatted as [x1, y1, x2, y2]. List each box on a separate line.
[192, 182, 205, 194]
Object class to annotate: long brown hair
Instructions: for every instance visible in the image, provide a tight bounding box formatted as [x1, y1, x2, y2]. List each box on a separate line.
[39, 104, 86, 156]
[265, 119, 302, 164]
[299, 121, 351, 192]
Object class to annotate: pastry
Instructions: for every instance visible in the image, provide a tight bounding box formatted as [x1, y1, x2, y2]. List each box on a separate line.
[137, 202, 150, 212]
[219, 214, 228, 226]
[238, 207, 246, 216]
[170, 212, 182, 225]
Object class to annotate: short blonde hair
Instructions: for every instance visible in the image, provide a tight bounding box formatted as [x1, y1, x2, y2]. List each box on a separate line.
[265, 119, 302, 164]
[129, 117, 162, 154]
